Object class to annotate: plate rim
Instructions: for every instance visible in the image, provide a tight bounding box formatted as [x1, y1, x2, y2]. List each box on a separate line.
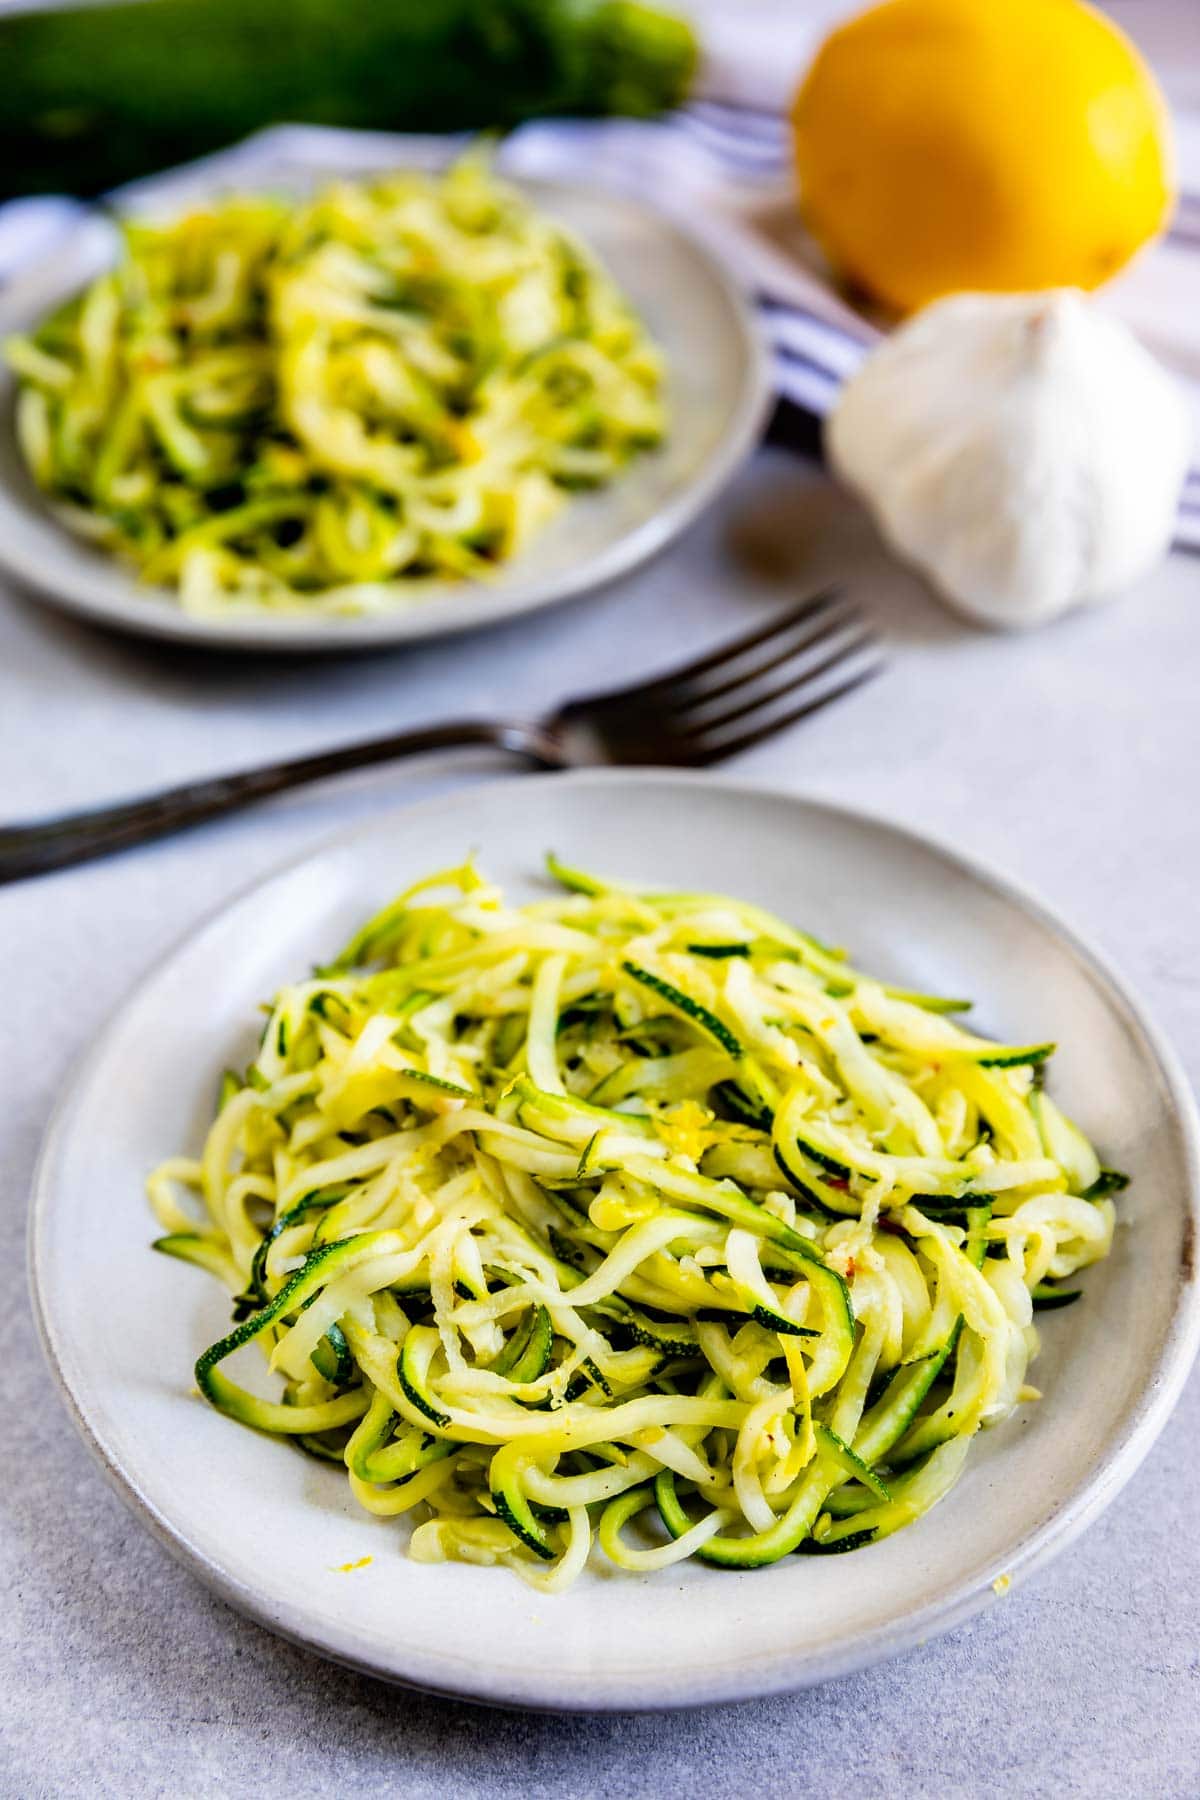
[28, 768, 1200, 1709]
[0, 179, 772, 654]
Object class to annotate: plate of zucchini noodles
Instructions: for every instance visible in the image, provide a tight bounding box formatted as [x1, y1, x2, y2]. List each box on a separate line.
[31, 773, 1200, 1708]
[0, 153, 768, 650]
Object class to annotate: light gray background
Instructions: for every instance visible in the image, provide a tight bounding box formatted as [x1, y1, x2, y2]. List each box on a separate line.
[2, 441, 1198, 1797]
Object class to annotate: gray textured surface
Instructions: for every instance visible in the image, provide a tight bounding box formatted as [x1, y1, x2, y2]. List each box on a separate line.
[2, 448, 1198, 1797]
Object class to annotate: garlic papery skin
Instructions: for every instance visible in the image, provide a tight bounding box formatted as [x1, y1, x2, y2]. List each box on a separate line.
[826, 290, 1193, 630]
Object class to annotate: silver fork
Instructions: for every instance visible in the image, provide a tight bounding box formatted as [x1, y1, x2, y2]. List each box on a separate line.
[0, 588, 880, 884]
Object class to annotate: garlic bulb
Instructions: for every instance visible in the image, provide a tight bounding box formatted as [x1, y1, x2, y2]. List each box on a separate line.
[827, 290, 1192, 630]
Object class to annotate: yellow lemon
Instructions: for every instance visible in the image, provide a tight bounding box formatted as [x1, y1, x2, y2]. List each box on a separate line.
[791, 0, 1174, 313]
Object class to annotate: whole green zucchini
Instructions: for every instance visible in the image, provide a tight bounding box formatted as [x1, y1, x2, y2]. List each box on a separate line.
[0, 0, 697, 199]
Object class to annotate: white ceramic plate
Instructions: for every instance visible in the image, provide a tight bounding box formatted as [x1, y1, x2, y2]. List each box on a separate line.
[0, 183, 769, 653]
[31, 772, 1200, 1708]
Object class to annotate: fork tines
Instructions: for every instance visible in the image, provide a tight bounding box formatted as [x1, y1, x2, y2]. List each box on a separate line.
[619, 588, 883, 766]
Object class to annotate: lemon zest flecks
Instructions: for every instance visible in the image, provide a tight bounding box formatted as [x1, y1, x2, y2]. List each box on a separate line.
[656, 1100, 716, 1163]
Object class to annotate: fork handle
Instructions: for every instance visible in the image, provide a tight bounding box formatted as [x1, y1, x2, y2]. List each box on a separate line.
[0, 716, 561, 885]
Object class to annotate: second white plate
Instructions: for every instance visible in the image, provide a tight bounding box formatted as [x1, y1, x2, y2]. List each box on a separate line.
[0, 180, 769, 652]
[30, 772, 1200, 1707]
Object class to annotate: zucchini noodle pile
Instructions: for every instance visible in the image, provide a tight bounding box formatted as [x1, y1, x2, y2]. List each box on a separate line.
[149, 858, 1124, 1591]
[7, 154, 665, 615]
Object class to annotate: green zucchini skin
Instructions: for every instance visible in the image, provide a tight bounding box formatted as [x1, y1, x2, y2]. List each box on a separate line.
[620, 961, 743, 1059]
[397, 1333, 452, 1430]
[851, 1346, 951, 1467]
[490, 1304, 554, 1384]
[815, 1423, 890, 1502]
[653, 1464, 831, 1568]
[489, 1444, 559, 1558]
[795, 1527, 878, 1556]
[1031, 1284, 1083, 1311]
[1085, 1168, 1130, 1201]
[309, 1322, 353, 1386]
[152, 1232, 239, 1286]
[248, 1189, 346, 1302]
[0, 0, 698, 199]
[195, 1240, 370, 1434]
[492, 1487, 557, 1560]
[749, 1303, 819, 1339]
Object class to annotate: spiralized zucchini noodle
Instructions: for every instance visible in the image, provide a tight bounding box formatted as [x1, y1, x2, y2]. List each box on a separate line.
[6, 152, 665, 615]
[149, 856, 1125, 1590]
